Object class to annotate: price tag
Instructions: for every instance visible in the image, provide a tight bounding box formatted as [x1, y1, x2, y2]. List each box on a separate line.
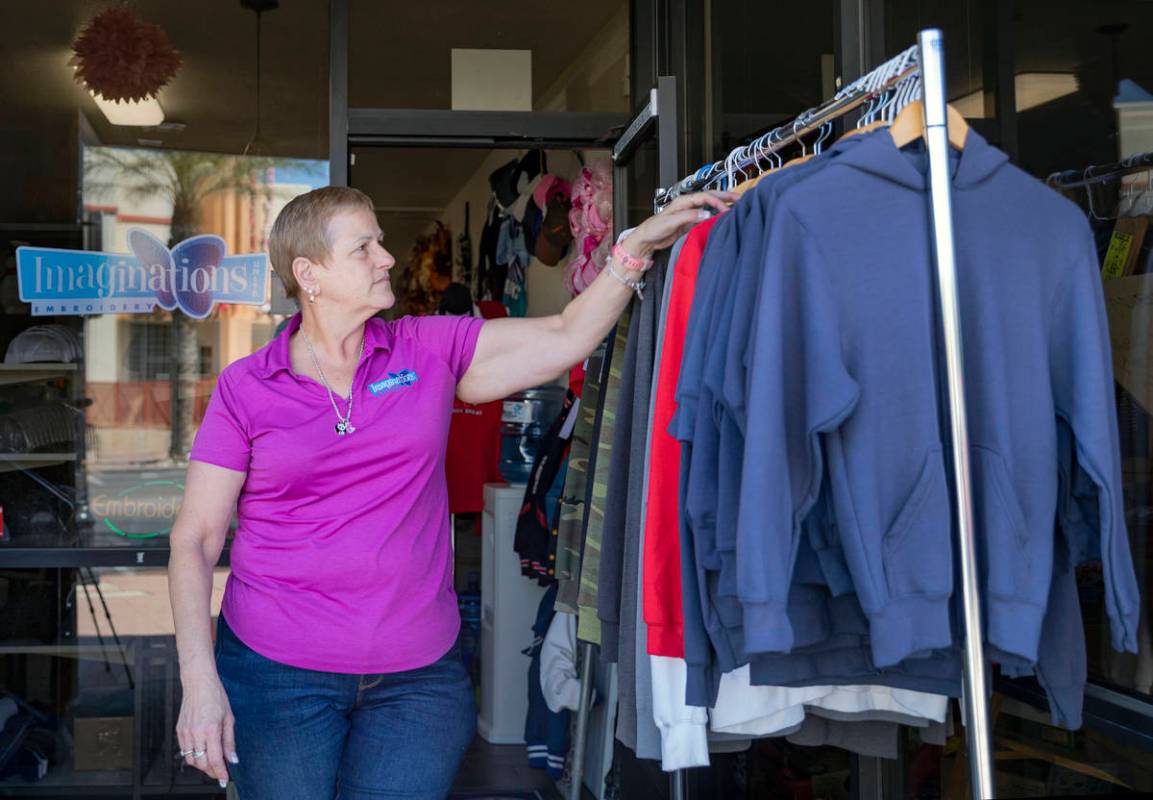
[1102, 230, 1134, 280]
[1102, 216, 1149, 280]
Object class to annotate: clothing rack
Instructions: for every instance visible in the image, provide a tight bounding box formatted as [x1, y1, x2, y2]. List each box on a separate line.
[572, 28, 997, 800]
[1046, 151, 1153, 190]
[654, 43, 921, 210]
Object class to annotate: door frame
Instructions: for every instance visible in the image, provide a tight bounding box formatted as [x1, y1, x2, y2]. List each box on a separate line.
[328, 0, 628, 186]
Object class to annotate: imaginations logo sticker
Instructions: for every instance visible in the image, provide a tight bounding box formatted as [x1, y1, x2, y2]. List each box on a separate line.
[16, 228, 268, 318]
[369, 370, 419, 396]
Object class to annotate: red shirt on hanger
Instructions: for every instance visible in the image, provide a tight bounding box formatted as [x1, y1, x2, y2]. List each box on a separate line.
[643, 216, 719, 658]
[447, 398, 504, 516]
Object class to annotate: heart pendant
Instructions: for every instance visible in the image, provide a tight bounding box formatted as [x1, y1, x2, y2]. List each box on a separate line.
[345, 424, 356, 434]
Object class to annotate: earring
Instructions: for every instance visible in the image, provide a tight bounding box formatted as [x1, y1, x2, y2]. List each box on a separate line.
[307, 288, 317, 304]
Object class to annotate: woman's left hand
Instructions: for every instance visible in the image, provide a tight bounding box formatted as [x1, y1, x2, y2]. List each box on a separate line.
[619, 191, 738, 259]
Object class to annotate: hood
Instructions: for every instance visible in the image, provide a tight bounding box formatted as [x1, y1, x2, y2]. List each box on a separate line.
[832, 126, 1009, 191]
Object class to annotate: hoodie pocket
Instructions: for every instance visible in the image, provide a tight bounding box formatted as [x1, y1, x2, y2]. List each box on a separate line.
[971, 446, 1031, 601]
[882, 446, 953, 598]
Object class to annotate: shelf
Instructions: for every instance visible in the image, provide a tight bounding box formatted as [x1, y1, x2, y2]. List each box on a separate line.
[0, 644, 133, 665]
[0, 363, 78, 387]
[0, 544, 231, 568]
[0, 452, 78, 472]
[0, 765, 132, 794]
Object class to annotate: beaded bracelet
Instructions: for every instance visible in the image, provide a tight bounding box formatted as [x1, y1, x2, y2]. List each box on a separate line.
[606, 259, 646, 300]
[611, 243, 654, 273]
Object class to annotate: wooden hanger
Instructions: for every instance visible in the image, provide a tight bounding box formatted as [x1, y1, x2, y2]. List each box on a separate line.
[733, 174, 763, 196]
[838, 119, 890, 141]
[889, 100, 969, 149]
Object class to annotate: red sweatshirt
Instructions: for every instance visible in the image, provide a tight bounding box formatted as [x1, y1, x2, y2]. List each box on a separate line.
[643, 217, 719, 657]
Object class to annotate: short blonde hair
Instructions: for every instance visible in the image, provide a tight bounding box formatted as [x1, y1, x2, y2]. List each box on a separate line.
[268, 186, 375, 298]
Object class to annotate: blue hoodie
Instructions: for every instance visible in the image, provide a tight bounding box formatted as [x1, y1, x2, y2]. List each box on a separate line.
[735, 129, 1140, 671]
[672, 132, 1102, 728]
[675, 134, 895, 703]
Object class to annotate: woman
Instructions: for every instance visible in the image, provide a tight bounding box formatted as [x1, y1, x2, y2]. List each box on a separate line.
[169, 184, 732, 799]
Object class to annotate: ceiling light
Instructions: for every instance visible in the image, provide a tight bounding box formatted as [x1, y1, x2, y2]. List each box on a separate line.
[951, 73, 1079, 118]
[91, 91, 165, 126]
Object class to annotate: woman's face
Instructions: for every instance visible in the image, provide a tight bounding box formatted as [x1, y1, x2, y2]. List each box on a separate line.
[316, 206, 396, 312]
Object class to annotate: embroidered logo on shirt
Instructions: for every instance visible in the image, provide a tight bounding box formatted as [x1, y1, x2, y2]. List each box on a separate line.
[369, 370, 419, 396]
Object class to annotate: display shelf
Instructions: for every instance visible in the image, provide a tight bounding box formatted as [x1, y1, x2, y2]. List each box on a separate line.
[0, 528, 233, 567]
[0, 765, 132, 794]
[0, 544, 230, 568]
[0, 452, 78, 472]
[0, 363, 79, 387]
[0, 643, 134, 664]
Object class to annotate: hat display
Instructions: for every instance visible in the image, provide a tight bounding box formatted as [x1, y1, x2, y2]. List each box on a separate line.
[516, 174, 572, 267]
[533, 191, 574, 267]
[4, 325, 82, 364]
[438, 282, 474, 316]
[488, 149, 545, 212]
[566, 161, 613, 296]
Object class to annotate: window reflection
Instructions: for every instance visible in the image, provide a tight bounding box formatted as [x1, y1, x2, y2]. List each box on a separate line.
[80, 147, 326, 546]
[1058, 169, 1153, 704]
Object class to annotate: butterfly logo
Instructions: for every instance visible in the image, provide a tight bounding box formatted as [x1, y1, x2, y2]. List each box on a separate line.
[128, 229, 226, 319]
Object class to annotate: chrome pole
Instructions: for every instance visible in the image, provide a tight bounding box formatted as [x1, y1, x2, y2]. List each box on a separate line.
[569, 642, 595, 800]
[670, 769, 686, 800]
[918, 27, 996, 800]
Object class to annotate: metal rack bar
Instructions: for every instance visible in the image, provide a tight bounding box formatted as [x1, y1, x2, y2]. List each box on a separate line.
[918, 27, 995, 800]
[1046, 151, 1153, 190]
[569, 641, 596, 800]
[656, 44, 920, 208]
[613, 88, 660, 165]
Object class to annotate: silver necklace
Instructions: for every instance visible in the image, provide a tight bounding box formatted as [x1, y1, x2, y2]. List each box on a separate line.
[301, 327, 365, 436]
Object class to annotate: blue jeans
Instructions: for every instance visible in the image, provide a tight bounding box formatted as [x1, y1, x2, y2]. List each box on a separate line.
[215, 615, 476, 800]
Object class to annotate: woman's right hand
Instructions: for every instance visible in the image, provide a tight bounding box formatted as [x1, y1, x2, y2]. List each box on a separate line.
[176, 672, 237, 788]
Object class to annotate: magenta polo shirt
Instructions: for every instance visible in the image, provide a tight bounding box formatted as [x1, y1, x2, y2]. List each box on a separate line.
[190, 312, 485, 674]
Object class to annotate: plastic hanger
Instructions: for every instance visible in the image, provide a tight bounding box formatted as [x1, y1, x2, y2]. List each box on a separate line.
[722, 147, 748, 192]
[841, 75, 895, 141]
[777, 118, 812, 168]
[734, 138, 770, 195]
[1133, 170, 1153, 216]
[1083, 169, 1107, 221]
[814, 120, 834, 154]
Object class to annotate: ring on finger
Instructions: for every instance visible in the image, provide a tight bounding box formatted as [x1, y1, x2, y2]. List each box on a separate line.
[193, 749, 207, 759]
[179, 749, 195, 757]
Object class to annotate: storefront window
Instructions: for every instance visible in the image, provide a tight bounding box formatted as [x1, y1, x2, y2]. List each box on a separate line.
[708, 1, 836, 154]
[1003, 1, 1153, 715]
[0, 2, 329, 794]
[884, 0, 983, 114]
[349, 0, 630, 113]
[876, 1, 1153, 795]
[73, 147, 327, 546]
